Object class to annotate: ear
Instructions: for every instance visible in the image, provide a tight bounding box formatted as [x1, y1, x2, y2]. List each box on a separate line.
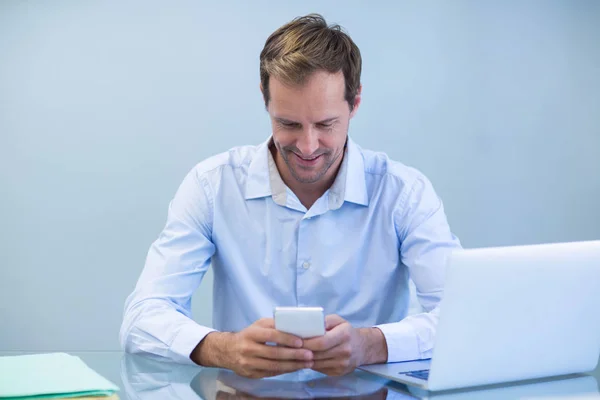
[349, 84, 362, 119]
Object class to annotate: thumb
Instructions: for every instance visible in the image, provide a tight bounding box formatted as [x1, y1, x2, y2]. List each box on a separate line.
[325, 314, 346, 330]
[254, 317, 275, 329]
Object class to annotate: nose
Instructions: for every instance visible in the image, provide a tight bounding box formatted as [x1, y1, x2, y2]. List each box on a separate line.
[296, 127, 319, 157]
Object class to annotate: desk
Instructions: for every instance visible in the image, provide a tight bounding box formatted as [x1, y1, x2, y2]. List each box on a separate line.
[2, 352, 599, 399]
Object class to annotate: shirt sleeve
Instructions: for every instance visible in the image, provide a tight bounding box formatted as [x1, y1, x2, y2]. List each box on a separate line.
[119, 166, 217, 364]
[375, 172, 461, 362]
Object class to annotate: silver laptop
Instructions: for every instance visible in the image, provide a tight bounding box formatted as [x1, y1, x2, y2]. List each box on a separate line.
[360, 240, 600, 391]
[388, 375, 599, 400]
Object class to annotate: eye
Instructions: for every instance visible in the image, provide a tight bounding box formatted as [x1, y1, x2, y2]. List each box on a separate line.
[317, 122, 333, 129]
[279, 121, 300, 129]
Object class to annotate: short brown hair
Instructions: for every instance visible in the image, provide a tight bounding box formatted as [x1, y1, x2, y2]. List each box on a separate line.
[260, 14, 362, 110]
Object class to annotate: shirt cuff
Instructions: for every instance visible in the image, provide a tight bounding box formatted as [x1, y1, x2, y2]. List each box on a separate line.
[375, 320, 421, 363]
[170, 322, 217, 365]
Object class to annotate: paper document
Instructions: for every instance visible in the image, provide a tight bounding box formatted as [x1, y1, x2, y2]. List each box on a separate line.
[0, 353, 119, 399]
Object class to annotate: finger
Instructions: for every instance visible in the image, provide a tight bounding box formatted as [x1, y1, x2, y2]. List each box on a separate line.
[254, 318, 275, 329]
[312, 358, 351, 371]
[252, 343, 313, 361]
[312, 359, 355, 376]
[312, 342, 351, 360]
[325, 314, 346, 330]
[229, 391, 260, 400]
[311, 366, 349, 377]
[249, 327, 303, 348]
[252, 358, 313, 374]
[311, 367, 336, 376]
[216, 391, 234, 400]
[303, 324, 349, 352]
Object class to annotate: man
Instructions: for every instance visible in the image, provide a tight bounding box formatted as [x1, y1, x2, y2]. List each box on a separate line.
[120, 14, 461, 379]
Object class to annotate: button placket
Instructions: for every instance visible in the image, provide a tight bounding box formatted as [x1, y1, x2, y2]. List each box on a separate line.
[296, 218, 312, 305]
[297, 219, 311, 272]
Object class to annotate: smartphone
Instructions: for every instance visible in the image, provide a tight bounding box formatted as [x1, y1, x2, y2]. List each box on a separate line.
[273, 306, 326, 339]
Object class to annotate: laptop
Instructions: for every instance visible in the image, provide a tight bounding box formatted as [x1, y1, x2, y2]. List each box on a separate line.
[360, 240, 600, 391]
[388, 374, 599, 400]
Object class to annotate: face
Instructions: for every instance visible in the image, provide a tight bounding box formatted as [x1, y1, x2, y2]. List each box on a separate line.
[265, 70, 361, 185]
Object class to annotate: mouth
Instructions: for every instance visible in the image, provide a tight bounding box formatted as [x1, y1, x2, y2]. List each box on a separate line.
[292, 152, 322, 167]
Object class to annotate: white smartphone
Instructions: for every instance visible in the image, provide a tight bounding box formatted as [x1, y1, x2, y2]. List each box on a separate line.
[273, 306, 326, 339]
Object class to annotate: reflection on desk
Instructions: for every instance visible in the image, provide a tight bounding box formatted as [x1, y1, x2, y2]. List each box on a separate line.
[121, 354, 388, 399]
[120, 353, 600, 400]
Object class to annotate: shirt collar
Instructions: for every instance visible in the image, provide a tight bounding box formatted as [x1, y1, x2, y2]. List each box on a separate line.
[328, 137, 369, 209]
[244, 138, 274, 201]
[244, 137, 369, 209]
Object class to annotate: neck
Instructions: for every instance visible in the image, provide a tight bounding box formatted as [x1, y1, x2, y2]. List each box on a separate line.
[271, 147, 344, 210]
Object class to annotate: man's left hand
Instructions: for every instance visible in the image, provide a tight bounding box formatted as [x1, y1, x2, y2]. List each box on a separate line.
[302, 315, 388, 376]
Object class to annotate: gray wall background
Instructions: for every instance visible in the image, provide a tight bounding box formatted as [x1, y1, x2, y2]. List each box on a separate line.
[1, 0, 599, 351]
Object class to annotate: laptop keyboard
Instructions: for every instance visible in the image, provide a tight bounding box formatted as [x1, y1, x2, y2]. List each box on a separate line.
[404, 369, 430, 380]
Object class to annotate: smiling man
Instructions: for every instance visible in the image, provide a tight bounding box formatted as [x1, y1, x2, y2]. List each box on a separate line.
[268, 69, 354, 210]
[120, 14, 461, 378]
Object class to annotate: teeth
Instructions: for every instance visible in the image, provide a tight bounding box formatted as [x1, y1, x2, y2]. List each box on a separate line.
[298, 154, 318, 161]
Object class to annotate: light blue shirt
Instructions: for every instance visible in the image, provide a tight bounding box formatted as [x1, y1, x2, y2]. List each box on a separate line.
[120, 137, 461, 365]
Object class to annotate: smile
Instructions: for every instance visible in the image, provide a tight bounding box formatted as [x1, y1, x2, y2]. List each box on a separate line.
[293, 152, 322, 166]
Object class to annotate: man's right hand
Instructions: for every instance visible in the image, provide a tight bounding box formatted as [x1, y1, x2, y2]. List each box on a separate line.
[191, 318, 314, 379]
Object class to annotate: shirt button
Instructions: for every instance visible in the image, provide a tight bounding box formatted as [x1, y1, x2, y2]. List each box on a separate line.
[302, 261, 311, 269]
